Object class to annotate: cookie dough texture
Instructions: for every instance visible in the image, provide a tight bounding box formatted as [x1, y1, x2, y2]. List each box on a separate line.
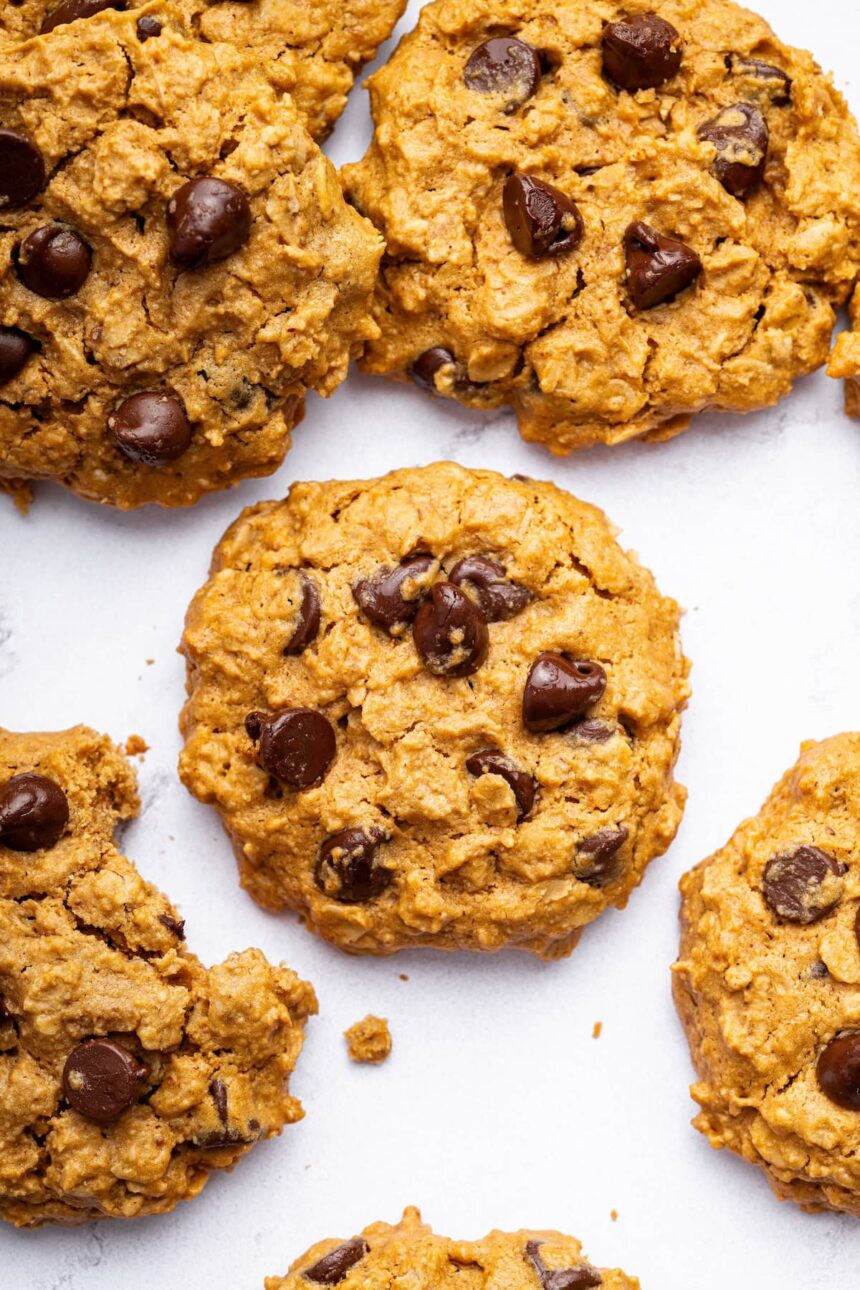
[265, 1207, 639, 1288]
[179, 463, 688, 958]
[343, 0, 860, 454]
[345, 1014, 391, 1063]
[0, 8, 383, 508]
[674, 735, 860, 1217]
[0, 726, 317, 1227]
[0, 0, 405, 143]
[828, 287, 860, 418]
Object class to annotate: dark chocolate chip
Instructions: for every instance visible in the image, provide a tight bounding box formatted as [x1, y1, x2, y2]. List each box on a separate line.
[168, 177, 251, 270]
[413, 582, 489, 677]
[353, 554, 436, 635]
[409, 347, 459, 395]
[209, 1078, 229, 1125]
[698, 101, 768, 197]
[255, 709, 336, 789]
[449, 555, 532, 622]
[0, 130, 46, 211]
[808, 960, 830, 980]
[761, 846, 844, 924]
[0, 773, 69, 852]
[817, 1033, 860, 1111]
[602, 13, 682, 91]
[463, 37, 542, 112]
[245, 711, 265, 742]
[315, 828, 391, 904]
[729, 56, 792, 104]
[62, 1038, 146, 1123]
[41, 0, 125, 32]
[136, 14, 162, 40]
[570, 720, 616, 745]
[304, 1238, 370, 1285]
[14, 225, 92, 299]
[466, 748, 535, 820]
[526, 1239, 603, 1290]
[523, 653, 607, 733]
[158, 912, 185, 939]
[573, 825, 629, 887]
[0, 328, 36, 387]
[109, 391, 192, 465]
[284, 574, 321, 655]
[624, 221, 702, 309]
[503, 174, 584, 258]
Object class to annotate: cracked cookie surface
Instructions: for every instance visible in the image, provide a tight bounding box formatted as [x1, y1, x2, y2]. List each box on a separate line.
[343, 0, 860, 454]
[674, 734, 860, 1217]
[0, 725, 317, 1227]
[179, 462, 688, 958]
[0, 7, 382, 508]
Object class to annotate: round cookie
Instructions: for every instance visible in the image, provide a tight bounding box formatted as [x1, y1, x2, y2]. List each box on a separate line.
[674, 734, 860, 1218]
[828, 286, 860, 418]
[265, 1207, 639, 1289]
[0, 725, 317, 1226]
[0, 0, 406, 143]
[343, 0, 860, 455]
[179, 463, 689, 958]
[0, 7, 382, 508]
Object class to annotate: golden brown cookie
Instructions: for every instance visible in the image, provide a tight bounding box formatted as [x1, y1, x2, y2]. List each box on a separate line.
[828, 286, 860, 417]
[0, 7, 382, 508]
[0, 0, 406, 143]
[674, 735, 860, 1218]
[343, 0, 860, 454]
[344, 1014, 391, 1063]
[265, 1207, 639, 1288]
[0, 725, 317, 1227]
[179, 463, 689, 958]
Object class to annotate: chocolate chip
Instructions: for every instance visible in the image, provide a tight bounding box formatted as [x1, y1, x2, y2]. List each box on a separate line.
[245, 711, 265, 742]
[624, 221, 702, 309]
[466, 748, 535, 820]
[526, 1240, 603, 1290]
[284, 574, 321, 655]
[523, 654, 607, 733]
[729, 56, 792, 105]
[168, 177, 251, 270]
[570, 720, 616, 745]
[254, 709, 336, 789]
[409, 347, 460, 395]
[353, 554, 436, 635]
[413, 582, 489, 677]
[41, 0, 125, 32]
[109, 391, 192, 465]
[136, 14, 162, 40]
[463, 37, 542, 112]
[449, 555, 532, 622]
[817, 1033, 860, 1111]
[761, 846, 844, 924]
[698, 102, 768, 197]
[602, 13, 682, 91]
[158, 912, 185, 939]
[209, 1078, 228, 1125]
[62, 1038, 146, 1123]
[503, 174, 584, 258]
[0, 773, 69, 852]
[574, 825, 629, 887]
[14, 225, 92, 299]
[315, 828, 391, 904]
[304, 1238, 370, 1284]
[0, 130, 46, 211]
[0, 328, 36, 387]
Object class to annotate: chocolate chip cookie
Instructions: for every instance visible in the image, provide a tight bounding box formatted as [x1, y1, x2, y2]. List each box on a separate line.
[828, 287, 860, 418]
[265, 1207, 639, 1288]
[0, 0, 405, 143]
[0, 725, 317, 1226]
[179, 463, 689, 958]
[674, 735, 860, 1217]
[0, 7, 382, 508]
[343, 0, 860, 454]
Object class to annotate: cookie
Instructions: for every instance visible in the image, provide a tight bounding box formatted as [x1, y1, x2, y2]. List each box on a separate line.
[343, 0, 860, 454]
[0, 7, 382, 508]
[344, 1014, 391, 1063]
[828, 287, 860, 418]
[0, 725, 317, 1226]
[674, 735, 860, 1217]
[265, 1207, 639, 1288]
[179, 463, 688, 958]
[0, 0, 405, 143]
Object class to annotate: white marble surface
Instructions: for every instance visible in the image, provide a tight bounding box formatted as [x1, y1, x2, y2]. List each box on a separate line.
[2, 2, 860, 1286]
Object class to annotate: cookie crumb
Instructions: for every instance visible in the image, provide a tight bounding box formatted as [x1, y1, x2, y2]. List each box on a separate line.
[610, 1210, 618, 1222]
[146, 658, 154, 666]
[592, 1021, 602, 1039]
[344, 1015, 392, 1065]
[124, 735, 149, 757]
[1, 478, 32, 514]
[399, 973, 409, 982]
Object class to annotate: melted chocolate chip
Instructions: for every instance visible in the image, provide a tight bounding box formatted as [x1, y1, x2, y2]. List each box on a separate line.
[41, 0, 125, 31]
[410, 347, 460, 394]
[136, 14, 162, 39]
[62, 1039, 146, 1123]
[466, 748, 535, 820]
[602, 13, 682, 92]
[315, 828, 391, 904]
[413, 582, 489, 677]
[526, 1240, 603, 1290]
[109, 391, 192, 465]
[463, 37, 542, 112]
[729, 55, 792, 105]
[523, 654, 607, 733]
[761, 846, 844, 924]
[304, 1238, 370, 1284]
[0, 130, 46, 210]
[158, 912, 186, 939]
[573, 825, 629, 887]
[284, 574, 321, 655]
[624, 221, 702, 309]
[0, 773, 69, 852]
[254, 709, 336, 790]
[209, 1077, 229, 1125]
[0, 328, 36, 387]
[15, 225, 92, 299]
[503, 174, 584, 258]
[168, 177, 251, 270]
[698, 102, 768, 197]
[817, 1033, 860, 1111]
[353, 554, 436, 634]
[449, 555, 532, 621]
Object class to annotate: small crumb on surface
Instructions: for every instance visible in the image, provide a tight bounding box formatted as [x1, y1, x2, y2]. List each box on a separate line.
[610, 1210, 618, 1222]
[399, 974, 409, 982]
[125, 734, 149, 757]
[344, 1014, 392, 1065]
[146, 658, 154, 666]
[592, 1021, 602, 1039]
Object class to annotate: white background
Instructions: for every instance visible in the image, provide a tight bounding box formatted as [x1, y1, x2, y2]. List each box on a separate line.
[2, 2, 860, 1286]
